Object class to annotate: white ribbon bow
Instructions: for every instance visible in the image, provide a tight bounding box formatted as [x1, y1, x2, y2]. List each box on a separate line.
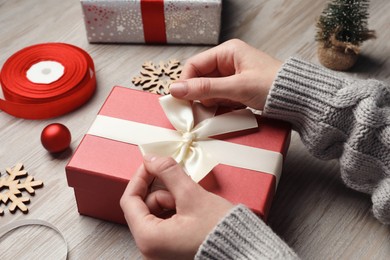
[139, 95, 259, 182]
[88, 95, 283, 183]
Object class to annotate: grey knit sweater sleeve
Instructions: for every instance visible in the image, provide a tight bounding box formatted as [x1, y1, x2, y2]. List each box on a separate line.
[195, 205, 299, 260]
[195, 57, 389, 259]
[264, 57, 390, 224]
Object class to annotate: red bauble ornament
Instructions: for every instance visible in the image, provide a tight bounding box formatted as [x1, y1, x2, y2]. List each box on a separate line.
[41, 123, 71, 153]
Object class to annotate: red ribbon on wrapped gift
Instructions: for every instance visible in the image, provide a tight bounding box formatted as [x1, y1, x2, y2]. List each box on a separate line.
[141, 0, 167, 43]
[0, 43, 96, 119]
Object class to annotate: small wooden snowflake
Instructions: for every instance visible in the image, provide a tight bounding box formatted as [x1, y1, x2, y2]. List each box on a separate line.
[0, 163, 43, 215]
[132, 59, 182, 95]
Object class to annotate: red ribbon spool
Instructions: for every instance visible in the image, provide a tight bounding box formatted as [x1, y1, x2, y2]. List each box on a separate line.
[0, 43, 96, 119]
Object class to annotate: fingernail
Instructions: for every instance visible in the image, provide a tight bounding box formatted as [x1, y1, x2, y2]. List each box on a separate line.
[170, 81, 188, 97]
[144, 154, 157, 162]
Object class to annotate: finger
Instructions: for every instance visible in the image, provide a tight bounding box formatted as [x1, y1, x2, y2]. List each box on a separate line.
[120, 164, 155, 229]
[180, 44, 235, 80]
[200, 98, 244, 108]
[170, 74, 246, 104]
[123, 164, 155, 199]
[180, 48, 219, 79]
[145, 189, 175, 216]
[143, 155, 200, 200]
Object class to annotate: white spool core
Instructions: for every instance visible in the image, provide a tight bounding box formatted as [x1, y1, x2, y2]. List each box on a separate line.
[26, 61, 65, 84]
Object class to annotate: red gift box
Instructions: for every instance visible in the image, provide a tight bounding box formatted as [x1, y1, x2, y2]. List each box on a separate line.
[66, 86, 291, 224]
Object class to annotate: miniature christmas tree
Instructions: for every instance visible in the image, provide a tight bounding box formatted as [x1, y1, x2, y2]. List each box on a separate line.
[316, 0, 376, 70]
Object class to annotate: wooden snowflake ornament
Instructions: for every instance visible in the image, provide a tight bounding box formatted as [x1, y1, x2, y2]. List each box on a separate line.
[0, 163, 43, 215]
[132, 59, 182, 95]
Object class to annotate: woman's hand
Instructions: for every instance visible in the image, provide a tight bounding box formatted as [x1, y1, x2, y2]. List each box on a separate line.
[170, 39, 282, 110]
[120, 155, 234, 260]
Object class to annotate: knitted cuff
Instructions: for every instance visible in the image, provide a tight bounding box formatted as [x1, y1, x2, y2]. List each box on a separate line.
[263, 57, 351, 160]
[195, 205, 298, 260]
[264, 57, 343, 131]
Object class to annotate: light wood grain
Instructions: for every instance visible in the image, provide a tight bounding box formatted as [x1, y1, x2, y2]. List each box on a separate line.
[0, 0, 389, 259]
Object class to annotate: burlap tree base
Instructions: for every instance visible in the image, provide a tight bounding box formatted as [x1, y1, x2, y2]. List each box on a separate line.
[317, 43, 359, 71]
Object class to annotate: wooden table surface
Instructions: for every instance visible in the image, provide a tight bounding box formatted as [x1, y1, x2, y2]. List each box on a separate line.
[0, 0, 389, 259]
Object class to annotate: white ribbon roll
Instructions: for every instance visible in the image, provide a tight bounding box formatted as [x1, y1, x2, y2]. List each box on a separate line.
[0, 219, 68, 259]
[88, 95, 283, 183]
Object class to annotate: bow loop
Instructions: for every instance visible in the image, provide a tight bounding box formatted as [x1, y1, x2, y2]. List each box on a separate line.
[159, 95, 194, 132]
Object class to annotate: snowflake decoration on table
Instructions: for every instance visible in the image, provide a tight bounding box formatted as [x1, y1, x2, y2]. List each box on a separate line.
[0, 163, 43, 215]
[132, 59, 182, 95]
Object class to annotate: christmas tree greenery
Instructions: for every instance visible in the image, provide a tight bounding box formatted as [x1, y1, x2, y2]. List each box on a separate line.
[316, 0, 376, 53]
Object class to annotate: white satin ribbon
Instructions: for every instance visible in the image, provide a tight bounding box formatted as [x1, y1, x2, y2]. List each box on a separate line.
[88, 95, 283, 183]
